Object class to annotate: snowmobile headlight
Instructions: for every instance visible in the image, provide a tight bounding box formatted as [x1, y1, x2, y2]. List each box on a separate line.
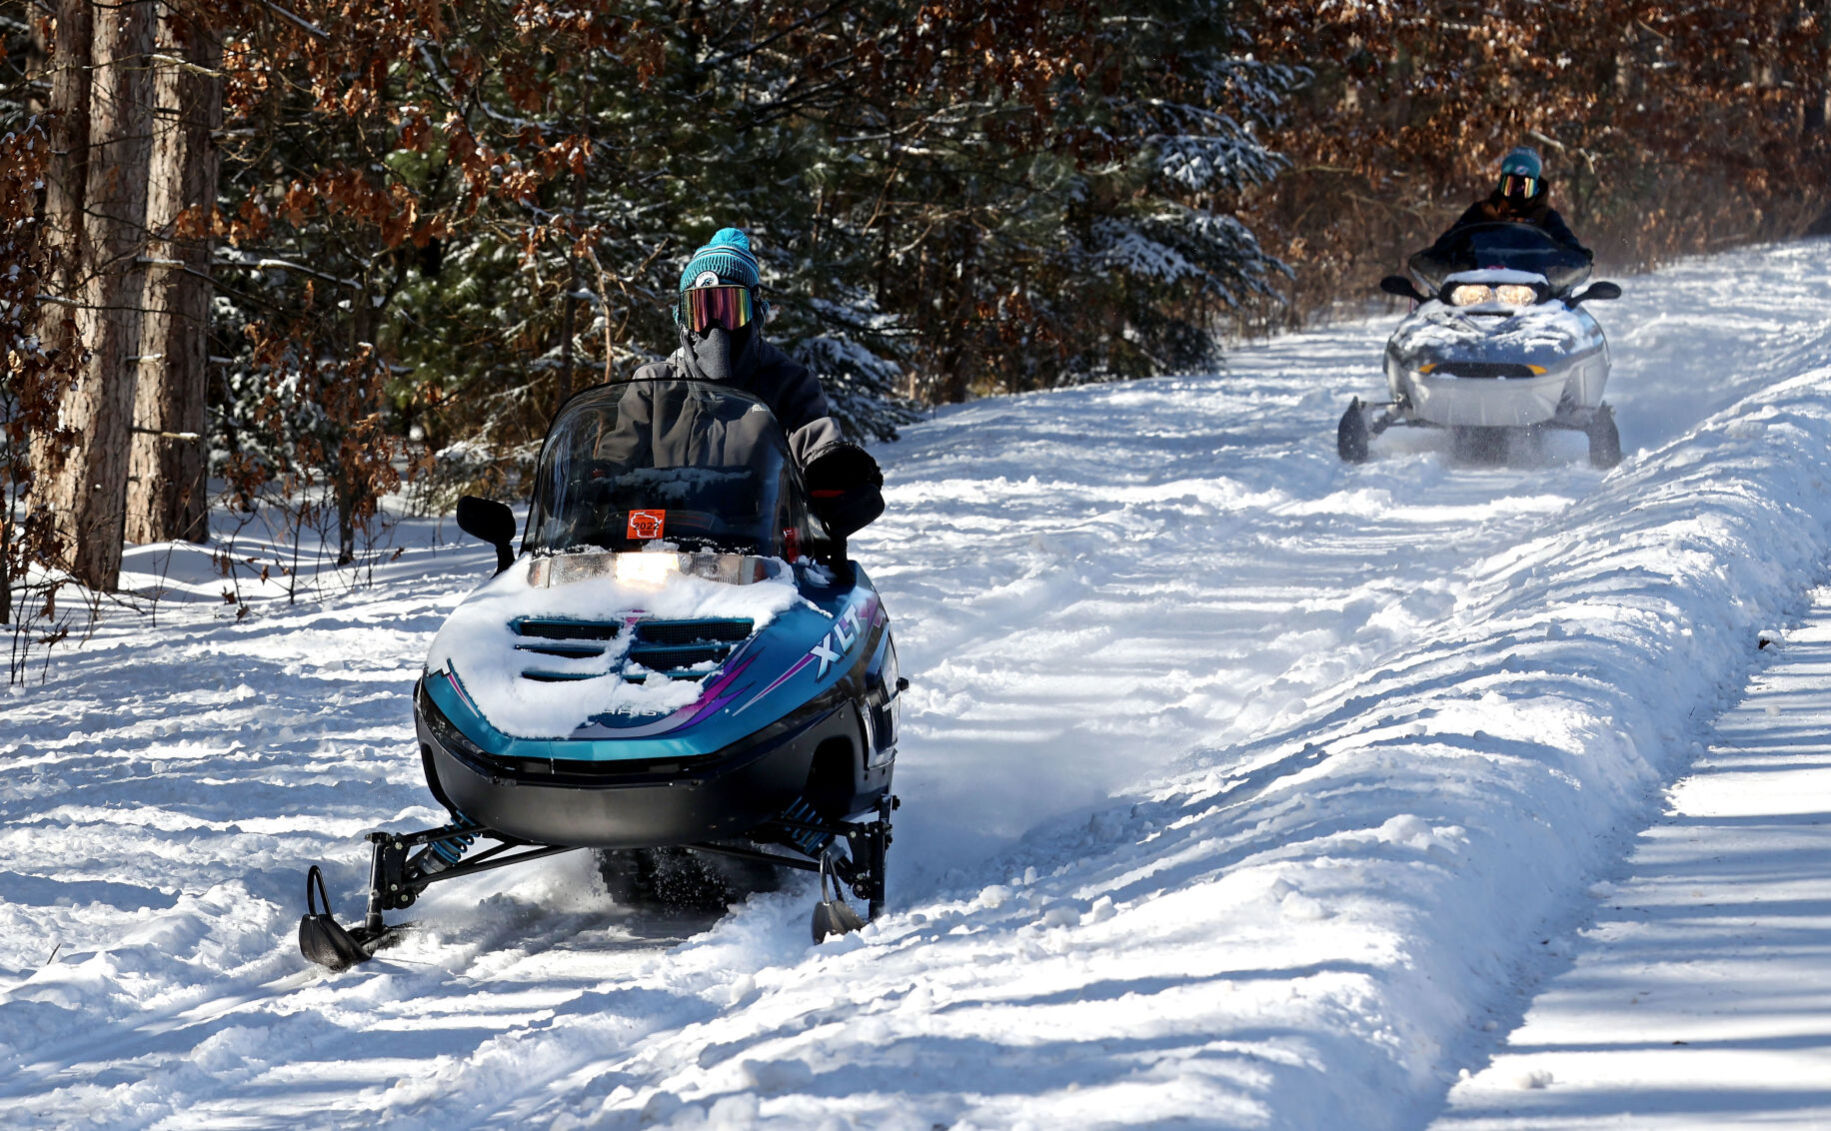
[614, 552, 680, 588]
[1448, 284, 1493, 306]
[1494, 284, 1538, 306]
[679, 553, 776, 584]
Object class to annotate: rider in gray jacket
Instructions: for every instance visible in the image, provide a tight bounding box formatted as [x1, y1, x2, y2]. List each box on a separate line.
[630, 227, 883, 540]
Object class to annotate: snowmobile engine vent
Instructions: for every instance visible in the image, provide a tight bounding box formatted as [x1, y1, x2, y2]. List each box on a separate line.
[511, 618, 621, 666]
[513, 618, 622, 641]
[1431, 361, 1540, 380]
[625, 618, 753, 681]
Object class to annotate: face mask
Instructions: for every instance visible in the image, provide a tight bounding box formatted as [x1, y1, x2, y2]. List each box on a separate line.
[685, 322, 755, 383]
[690, 325, 734, 382]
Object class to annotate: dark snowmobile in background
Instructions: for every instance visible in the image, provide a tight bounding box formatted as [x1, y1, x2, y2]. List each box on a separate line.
[1338, 222, 1625, 467]
[301, 379, 903, 970]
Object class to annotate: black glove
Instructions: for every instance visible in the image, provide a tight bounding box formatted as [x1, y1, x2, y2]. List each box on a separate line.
[803, 442, 884, 539]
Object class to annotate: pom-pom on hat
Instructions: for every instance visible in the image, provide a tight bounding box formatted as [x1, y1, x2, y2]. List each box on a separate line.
[1499, 146, 1543, 178]
[680, 227, 761, 294]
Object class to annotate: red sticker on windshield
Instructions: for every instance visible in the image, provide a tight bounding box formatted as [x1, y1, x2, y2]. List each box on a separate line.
[627, 510, 666, 540]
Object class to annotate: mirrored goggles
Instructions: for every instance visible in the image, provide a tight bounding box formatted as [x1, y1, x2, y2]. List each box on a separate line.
[682, 285, 755, 333]
[1499, 173, 1538, 198]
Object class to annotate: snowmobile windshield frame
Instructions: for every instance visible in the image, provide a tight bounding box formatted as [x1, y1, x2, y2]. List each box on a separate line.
[523, 379, 828, 558]
[1409, 222, 1592, 294]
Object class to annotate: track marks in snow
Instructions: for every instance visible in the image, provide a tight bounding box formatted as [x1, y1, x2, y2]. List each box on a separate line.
[866, 352, 1605, 878]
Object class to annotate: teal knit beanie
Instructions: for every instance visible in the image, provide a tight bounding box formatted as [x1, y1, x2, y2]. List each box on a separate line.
[1499, 146, 1543, 178]
[680, 227, 761, 294]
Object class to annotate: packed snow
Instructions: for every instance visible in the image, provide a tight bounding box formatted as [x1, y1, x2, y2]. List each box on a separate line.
[5, 239, 1831, 1128]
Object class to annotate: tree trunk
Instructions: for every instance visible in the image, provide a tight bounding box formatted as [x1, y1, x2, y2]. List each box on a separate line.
[931, 222, 980, 404]
[34, 0, 90, 351]
[0, 496, 11, 626]
[45, 0, 157, 591]
[28, 0, 91, 582]
[557, 167, 586, 412]
[126, 5, 221, 546]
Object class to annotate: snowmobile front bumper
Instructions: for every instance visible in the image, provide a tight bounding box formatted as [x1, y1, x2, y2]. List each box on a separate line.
[1402, 367, 1573, 427]
[415, 680, 860, 848]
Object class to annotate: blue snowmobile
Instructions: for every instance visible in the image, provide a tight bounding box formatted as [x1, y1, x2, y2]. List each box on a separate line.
[300, 378, 902, 970]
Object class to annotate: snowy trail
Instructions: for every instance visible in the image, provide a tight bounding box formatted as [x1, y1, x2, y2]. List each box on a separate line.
[4, 241, 1831, 1128]
[866, 359, 1594, 875]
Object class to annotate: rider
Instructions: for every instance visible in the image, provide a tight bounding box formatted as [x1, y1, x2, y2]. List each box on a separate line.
[1427, 146, 1591, 261]
[629, 226, 884, 540]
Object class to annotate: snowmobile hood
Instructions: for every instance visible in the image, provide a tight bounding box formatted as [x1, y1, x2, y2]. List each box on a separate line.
[1389, 296, 1606, 377]
[422, 551, 885, 762]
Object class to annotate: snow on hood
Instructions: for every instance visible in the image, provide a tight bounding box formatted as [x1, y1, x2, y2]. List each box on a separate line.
[424, 553, 802, 739]
[1398, 298, 1595, 356]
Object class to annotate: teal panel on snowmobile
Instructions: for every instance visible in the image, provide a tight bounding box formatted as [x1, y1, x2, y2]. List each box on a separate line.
[426, 566, 883, 764]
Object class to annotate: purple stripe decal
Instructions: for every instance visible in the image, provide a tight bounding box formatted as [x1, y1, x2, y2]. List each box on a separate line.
[683, 657, 755, 725]
[738, 652, 815, 714]
[446, 668, 477, 714]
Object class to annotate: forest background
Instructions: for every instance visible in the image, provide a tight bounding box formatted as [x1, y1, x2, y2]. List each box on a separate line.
[3, 0, 1829, 658]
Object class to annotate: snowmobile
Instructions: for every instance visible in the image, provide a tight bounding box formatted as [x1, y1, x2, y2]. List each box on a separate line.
[300, 378, 903, 970]
[1338, 222, 1625, 467]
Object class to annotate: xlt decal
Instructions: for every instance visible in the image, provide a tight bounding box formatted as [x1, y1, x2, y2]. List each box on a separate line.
[812, 602, 865, 678]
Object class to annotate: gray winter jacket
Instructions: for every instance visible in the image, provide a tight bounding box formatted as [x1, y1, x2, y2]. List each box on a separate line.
[630, 330, 844, 468]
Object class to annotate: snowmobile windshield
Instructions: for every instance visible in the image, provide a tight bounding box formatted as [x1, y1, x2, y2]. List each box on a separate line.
[524, 379, 825, 557]
[1409, 223, 1592, 293]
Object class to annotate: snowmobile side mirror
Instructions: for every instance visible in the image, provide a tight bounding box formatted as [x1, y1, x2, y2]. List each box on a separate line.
[456, 495, 516, 574]
[1379, 275, 1428, 303]
[1569, 281, 1622, 305]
